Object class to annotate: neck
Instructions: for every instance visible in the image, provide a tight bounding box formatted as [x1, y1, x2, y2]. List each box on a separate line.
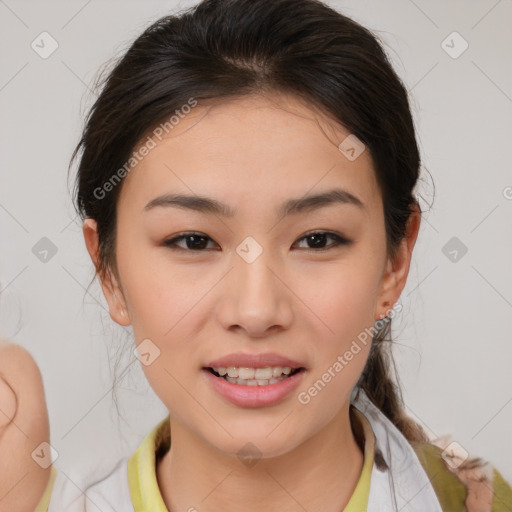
[156, 404, 365, 512]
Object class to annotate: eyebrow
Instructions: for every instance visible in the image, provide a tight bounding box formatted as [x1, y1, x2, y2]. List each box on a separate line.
[143, 187, 365, 217]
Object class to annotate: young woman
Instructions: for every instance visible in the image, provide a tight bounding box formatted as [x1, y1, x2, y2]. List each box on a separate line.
[1, 0, 511, 511]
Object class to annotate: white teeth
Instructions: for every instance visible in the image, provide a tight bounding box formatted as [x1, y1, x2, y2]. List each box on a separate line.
[214, 366, 294, 380]
[224, 375, 289, 386]
[211, 366, 300, 385]
[272, 366, 283, 378]
[239, 367, 255, 379]
[255, 367, 272, 380]
[227, 367, 238, 378]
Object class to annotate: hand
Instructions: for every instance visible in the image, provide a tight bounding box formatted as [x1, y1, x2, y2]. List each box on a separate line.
[0, 340, 52, 512]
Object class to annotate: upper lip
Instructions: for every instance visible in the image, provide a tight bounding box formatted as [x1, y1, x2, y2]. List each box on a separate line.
[204, 352, 305, 369]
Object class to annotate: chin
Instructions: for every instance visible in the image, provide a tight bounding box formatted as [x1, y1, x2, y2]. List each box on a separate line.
[203, 423, 306, 462]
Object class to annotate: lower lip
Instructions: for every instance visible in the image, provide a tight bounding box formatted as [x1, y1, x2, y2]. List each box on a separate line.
[201, 368, 306, 408]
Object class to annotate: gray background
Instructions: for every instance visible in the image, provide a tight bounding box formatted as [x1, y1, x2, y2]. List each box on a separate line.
[1, 0, 511, 485]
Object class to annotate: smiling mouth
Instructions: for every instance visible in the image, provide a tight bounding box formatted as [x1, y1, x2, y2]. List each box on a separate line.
[205, 366, 305, 386]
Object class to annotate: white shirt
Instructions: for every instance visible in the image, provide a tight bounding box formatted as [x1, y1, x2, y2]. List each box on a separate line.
[39, 387, 444, 512]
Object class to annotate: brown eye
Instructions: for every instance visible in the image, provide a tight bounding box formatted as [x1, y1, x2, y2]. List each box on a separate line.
[294, 231, 351, 251]
[163, 233, 218, 251]
[163, 231, 351, 253]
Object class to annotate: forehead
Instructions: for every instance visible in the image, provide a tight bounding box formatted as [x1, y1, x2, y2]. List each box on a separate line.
[118, 93, 381, 218]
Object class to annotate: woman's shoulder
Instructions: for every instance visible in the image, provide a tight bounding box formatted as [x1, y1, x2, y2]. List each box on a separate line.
[411, 437, 512, 512]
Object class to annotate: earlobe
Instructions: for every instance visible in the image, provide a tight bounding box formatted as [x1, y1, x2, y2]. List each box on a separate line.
[375, 204, 421, 321]
[375, 257, 399, 320]
[82, 218, 131, 327]
[106, 280, 131, 327]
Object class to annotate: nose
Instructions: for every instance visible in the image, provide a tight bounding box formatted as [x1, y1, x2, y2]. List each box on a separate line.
[216, 250, 294, 338]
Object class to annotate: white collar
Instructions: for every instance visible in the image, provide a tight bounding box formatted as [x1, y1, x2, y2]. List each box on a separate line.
[351, 388, 443, 511]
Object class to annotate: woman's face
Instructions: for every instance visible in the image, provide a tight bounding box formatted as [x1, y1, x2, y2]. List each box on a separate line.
[86, 93, 413, 458]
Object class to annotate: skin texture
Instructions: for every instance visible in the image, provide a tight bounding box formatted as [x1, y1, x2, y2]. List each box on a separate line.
[0, 340, 51, 512]
[84, 93, 420, 512]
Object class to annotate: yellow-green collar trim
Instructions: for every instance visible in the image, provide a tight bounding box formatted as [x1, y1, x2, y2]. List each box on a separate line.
[128, 415, 170, 512]
[128, 411, 375, 512]
[344, 407, 375, 511]
[34, 465, 58, 512]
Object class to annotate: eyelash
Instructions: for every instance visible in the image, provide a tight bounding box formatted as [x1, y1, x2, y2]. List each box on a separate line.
[163, 231, 352, 253]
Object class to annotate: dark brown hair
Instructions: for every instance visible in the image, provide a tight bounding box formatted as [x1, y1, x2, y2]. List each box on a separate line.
[71, 0, 430, 444]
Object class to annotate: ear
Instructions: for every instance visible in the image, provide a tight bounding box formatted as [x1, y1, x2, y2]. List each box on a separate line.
[375, 202, 421, 320]
[83, 218, 131, 326]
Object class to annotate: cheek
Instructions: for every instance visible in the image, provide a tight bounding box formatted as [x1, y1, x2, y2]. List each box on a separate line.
[292, 269, 376, 426]
[116, 246, 216, 399]
[294, 257, 382, 342]
[120, 260, 205, 409]
[290, 255, 381, 397]
[116, 236, 200, 337]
